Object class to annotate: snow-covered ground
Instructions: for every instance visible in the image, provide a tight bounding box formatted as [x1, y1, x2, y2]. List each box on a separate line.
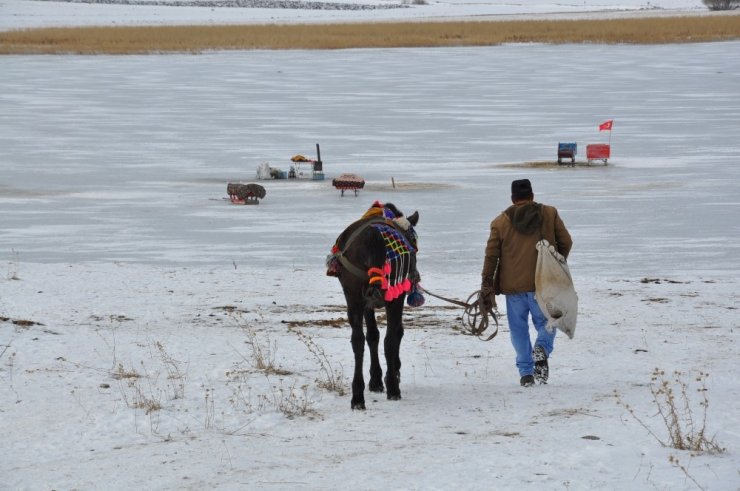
[0, 0, 715, 31]
[2, 1, 740, 490]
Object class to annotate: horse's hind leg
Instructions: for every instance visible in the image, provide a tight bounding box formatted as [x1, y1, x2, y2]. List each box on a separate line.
[383, 298, 405, 401]
[364, 309, 384, 393]
[347, 300, 367, 410]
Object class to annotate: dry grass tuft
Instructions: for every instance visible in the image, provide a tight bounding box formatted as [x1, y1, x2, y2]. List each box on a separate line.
[615, 368, 725, 454]
[1, 15, 739, 55]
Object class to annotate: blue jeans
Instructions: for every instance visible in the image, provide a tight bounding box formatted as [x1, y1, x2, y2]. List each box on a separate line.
[506, 292, 555, 377]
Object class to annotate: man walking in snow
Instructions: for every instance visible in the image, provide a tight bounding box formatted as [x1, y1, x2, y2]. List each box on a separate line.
[479, 179, 572, 387]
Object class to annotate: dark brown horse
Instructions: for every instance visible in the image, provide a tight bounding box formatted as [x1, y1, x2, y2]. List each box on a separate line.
[328, 202, 420, 410]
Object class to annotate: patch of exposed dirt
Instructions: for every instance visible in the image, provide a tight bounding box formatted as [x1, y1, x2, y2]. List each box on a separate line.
[640, 277, 686, 284]
[493, 430, 521, 438]
[643, 297, 670, 303]
[280, 304, 465, 332]
[283, 318, 346, 329]
[543, 407, 599, 418]
[89, 314, 133, 322]
[1, 316, 45, 327]
[213, 305, 250, 314]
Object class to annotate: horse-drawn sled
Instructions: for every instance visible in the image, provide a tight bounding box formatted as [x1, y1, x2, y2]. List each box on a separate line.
[227, 183, 266, 205]
[557, 142, 577, 166]
[586, 144, 610, 165]
[332, 173, 365, 197]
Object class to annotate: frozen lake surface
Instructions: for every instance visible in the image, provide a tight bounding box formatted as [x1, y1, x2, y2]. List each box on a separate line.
[2, 42, 740, 277]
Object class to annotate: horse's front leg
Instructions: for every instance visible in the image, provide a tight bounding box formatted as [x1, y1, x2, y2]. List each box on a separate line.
[347, 300, 366, 410]
[364, 308, 384, 393]
[383, 297, 405, 401]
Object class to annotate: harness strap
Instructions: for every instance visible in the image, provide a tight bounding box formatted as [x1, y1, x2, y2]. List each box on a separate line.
[337, 254, 371, 281]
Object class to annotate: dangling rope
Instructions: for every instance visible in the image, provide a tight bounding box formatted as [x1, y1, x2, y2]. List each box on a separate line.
[419, 287, 500, 341]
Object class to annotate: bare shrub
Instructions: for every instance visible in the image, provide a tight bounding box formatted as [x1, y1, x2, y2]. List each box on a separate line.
[295, 330, 346, 396]
[2, 349, 17, 379]
[668, 454, 706, 490]
[226, 368, 318, 420]
[111, 363, 141, 380]
[259, 379, 317, 419]
[153, 341, 186, 400]
[132, 390, 163, 415]
[703, 0, 739, 10]
[6, 249, 20, 280]
[226, 368, 264, 415]
[231, 313, 291, 375]
[203, 386, 215, 429]
[115, 361, 163, 415]
[225, 317, 318, 421]
[615, 369, 725, 454]
[111, 343, 185, 417]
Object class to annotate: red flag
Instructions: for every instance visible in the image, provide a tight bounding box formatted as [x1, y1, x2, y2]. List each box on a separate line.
[599, 120, 613, 131]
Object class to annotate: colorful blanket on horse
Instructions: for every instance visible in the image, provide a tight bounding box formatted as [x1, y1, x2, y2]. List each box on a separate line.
[368, 221, 415, 301]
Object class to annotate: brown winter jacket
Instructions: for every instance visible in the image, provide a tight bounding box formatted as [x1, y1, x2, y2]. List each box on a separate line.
[481, 201, 572, 295]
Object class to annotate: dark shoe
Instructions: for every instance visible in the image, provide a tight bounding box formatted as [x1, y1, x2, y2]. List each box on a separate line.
[520, 374, 535, 387]
[533, 345, 549, 384]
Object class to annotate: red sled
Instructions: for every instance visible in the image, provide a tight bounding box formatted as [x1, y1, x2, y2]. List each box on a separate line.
[332, 173, 365, 197]
[586, 144, 610, 165]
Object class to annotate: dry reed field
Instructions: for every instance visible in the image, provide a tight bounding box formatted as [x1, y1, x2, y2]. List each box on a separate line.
[1, 14, 740, 54]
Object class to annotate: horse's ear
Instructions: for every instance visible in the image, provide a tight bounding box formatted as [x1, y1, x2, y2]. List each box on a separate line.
[408, 211, 419, 226]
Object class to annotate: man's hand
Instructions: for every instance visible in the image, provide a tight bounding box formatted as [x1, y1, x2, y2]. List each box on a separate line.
[479, 280, 497, 313]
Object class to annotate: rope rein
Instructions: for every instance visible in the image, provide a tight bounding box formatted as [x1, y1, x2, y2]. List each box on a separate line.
[419, 287, 500, 341]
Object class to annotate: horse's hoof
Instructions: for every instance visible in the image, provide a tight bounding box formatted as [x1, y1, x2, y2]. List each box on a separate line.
[368, 381, 384, 393]
[351, 400, 366, 410]
[387, 393, 402, 401]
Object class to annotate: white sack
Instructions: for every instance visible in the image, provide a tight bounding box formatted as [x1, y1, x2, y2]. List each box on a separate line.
[535, 239, 578, 339]
[256, 162, 272, 180]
